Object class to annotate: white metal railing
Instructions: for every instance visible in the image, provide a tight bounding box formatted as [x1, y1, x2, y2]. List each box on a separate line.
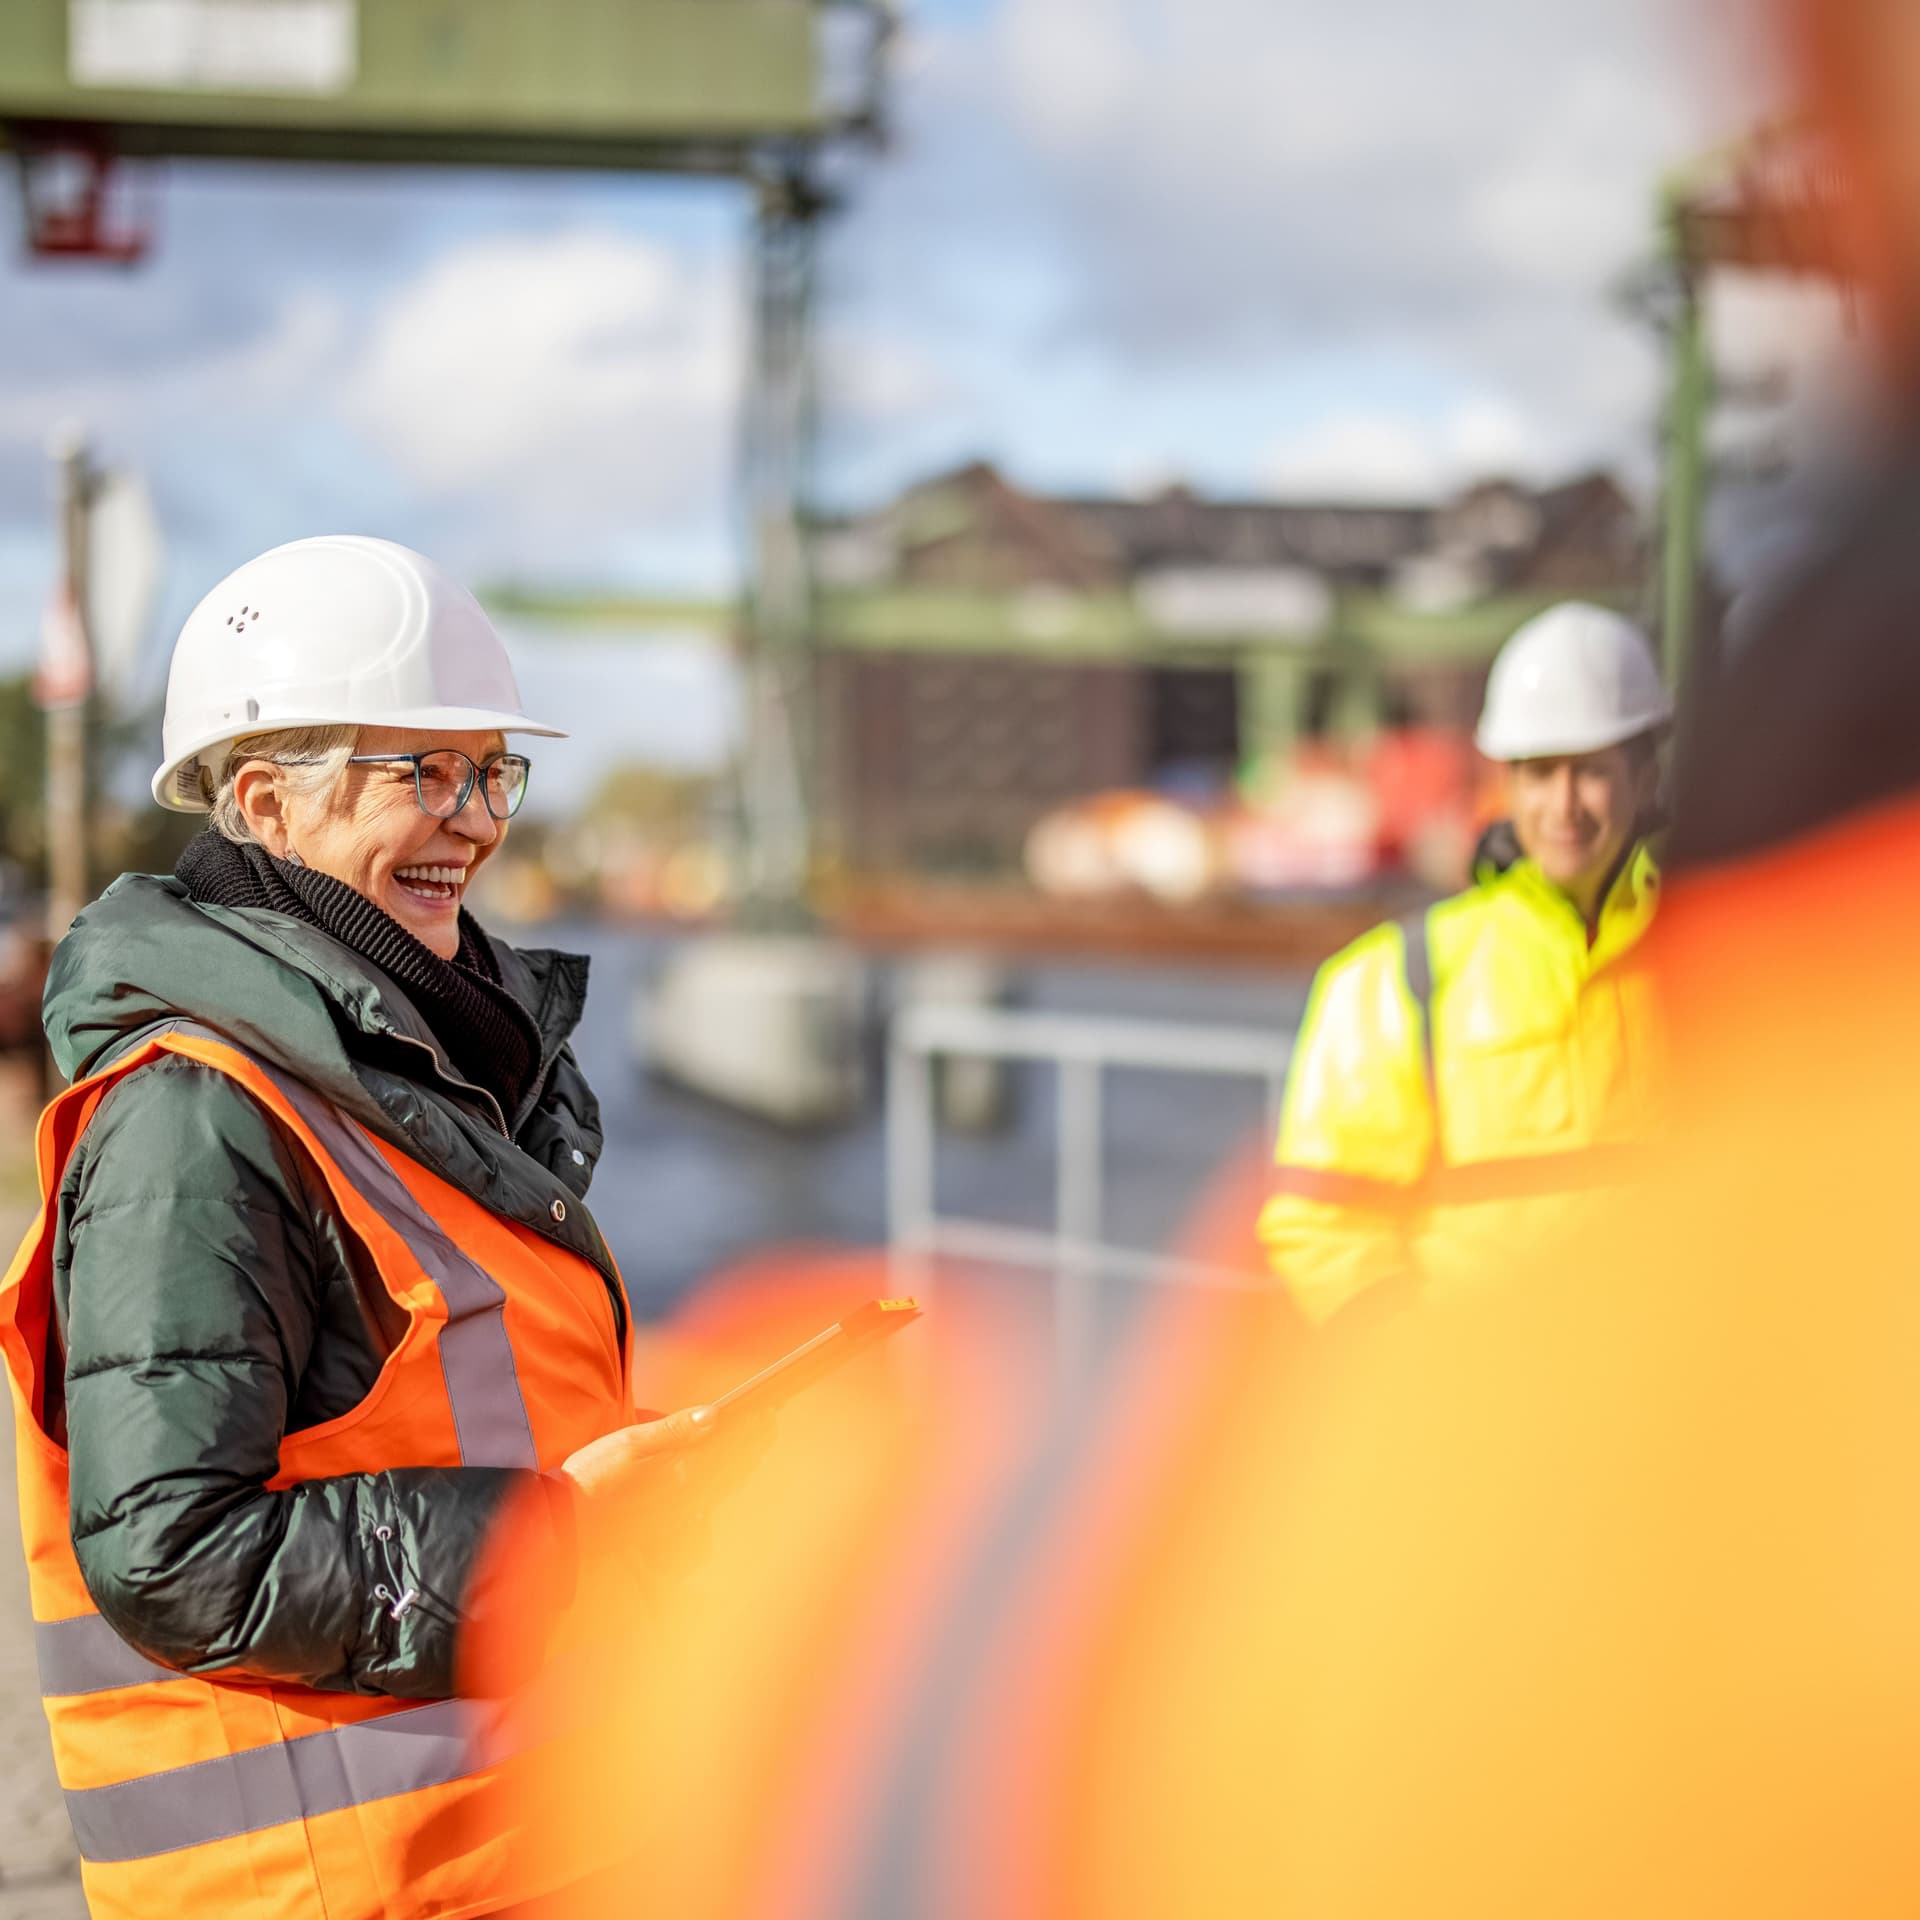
[886, 1003, 1296, 1370]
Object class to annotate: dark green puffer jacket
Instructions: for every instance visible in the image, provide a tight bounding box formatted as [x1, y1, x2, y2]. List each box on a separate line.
[42, 873, 619, 1700]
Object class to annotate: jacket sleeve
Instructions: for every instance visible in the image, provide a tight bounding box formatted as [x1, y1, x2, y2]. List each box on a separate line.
[1257, 923, 1436, 1325]
[57, 1054, 556, 1699]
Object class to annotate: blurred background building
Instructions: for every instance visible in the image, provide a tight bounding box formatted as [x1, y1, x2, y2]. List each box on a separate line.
[814, 458, 1642, 904]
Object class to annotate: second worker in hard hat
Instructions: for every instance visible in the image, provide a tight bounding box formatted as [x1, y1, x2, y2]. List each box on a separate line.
[1258, 601, 1672, 1324]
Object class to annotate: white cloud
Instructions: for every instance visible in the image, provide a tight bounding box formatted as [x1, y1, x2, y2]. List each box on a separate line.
[985, 0, 1698, 331]
[0, 287, 351, 451]
[1261, 400, 1548, 503]
[997, 0, 1146, 157]
[822, 324, 955, 426]
[1466, 66, 1676, 290]
[831, 0, 1745, 501]
[341, 231, 744, 555]
[335, 230, 963, 576]
[1262, 418, 1443, 503]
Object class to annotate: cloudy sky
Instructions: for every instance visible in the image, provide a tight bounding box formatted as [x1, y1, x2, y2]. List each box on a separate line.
[0, 0, 1774, 719]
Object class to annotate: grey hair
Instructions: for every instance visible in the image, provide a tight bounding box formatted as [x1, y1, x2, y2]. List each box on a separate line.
[209, 725, 360, 846]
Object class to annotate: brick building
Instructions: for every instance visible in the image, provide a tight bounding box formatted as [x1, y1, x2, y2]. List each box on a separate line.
[814, 462, 1647, 879]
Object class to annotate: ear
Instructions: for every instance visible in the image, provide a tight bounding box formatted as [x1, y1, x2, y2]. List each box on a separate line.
[1632, 745, 1665, 815]
[231, 761, 296, 860]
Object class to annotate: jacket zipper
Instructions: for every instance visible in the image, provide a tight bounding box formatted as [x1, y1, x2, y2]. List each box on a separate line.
[384, 1028, 510, 1139]
[382, 1027, 628, 1344]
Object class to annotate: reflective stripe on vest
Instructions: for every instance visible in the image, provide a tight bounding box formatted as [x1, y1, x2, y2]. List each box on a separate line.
[26, 1027, 545, 1718]
[157, 1022, 539, 1474]
[0, 1022, 626, 1910]
[34, 1613, 176, 1696]
[64, 1698, 484, 1864]
[32, 1026, 545, 1851]
[1399, 908, 1439, 1121]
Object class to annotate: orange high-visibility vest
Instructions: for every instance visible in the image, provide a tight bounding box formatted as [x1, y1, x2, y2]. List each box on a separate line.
[0, 1023, 633, 1920]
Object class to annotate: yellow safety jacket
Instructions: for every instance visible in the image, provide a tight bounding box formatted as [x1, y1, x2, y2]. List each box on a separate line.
[1259, 846, 1663, 1323]
[0, 1024, 634, 1920]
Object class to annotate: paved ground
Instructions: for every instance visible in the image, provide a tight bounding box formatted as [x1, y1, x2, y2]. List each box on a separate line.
[0, 1404, 85, 1918]
[0, 1098, 84, 1920]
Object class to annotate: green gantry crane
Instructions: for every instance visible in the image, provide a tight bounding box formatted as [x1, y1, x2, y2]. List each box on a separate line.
[1653, 122, 1850, 694]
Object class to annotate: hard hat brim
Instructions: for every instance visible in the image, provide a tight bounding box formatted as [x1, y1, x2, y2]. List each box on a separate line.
[151, 706, 571, 813]
[1474, 710, 1671, 762]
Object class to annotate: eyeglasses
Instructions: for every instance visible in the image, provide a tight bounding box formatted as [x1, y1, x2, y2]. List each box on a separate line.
[345, 751, 532, 821]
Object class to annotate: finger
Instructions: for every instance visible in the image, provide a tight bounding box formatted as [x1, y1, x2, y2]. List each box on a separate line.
[618, 1404, 717, 1460]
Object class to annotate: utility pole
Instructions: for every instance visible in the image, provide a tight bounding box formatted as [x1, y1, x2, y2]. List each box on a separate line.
[41, 427, 97, 944]
[736, 167, 823, 923]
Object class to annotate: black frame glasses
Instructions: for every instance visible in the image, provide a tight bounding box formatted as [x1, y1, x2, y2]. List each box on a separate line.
[346, 750, 532, 821]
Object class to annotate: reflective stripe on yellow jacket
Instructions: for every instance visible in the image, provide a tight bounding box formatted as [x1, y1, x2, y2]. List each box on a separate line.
[1258, 846, 1662, 1323]
[0, 1024, 633, 1920]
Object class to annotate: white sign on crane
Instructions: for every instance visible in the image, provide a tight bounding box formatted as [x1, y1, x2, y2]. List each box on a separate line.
[69, 0, 356, 96]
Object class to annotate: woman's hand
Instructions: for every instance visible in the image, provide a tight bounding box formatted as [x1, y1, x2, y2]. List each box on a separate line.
[558, 1406, 716, 1505]
[556, 1406, 776, 1599]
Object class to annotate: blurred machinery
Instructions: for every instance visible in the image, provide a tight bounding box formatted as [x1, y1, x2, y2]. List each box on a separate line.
[0, 0, 896, 1122]
[1649, 123, 1850, 689]
[0, 0, 891, 900]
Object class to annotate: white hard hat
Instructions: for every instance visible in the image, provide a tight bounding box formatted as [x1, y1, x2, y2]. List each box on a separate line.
[152, 534, 565, 812]
[1475, 601, 1672, 762]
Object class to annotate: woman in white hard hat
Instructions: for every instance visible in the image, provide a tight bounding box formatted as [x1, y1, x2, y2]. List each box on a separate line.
[0, 536, 707, 1918]
[1257, 601, 1672, 1326]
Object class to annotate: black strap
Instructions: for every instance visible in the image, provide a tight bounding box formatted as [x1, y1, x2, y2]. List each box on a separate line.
[1270, 1164, 1407, 1209]
[1272, 1141, 1654, 1213]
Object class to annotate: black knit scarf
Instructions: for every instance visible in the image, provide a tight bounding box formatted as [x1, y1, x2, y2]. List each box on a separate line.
[175, 830, 542, 1124]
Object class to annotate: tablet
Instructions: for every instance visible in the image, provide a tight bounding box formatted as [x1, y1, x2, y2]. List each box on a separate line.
[705, 1298, 922, 1420]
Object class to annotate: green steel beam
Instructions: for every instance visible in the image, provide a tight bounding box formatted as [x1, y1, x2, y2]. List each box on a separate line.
[482, 588, 736, 633]
[811, 584, 1622, 668]
[0, 0, 824, 165]
[1338, 588, 1634, 665]
[480, 579, 1629, 668]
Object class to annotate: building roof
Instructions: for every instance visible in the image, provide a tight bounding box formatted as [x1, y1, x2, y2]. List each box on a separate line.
[817, 461, 1647, 661]
[1064, 486, 1433, 581]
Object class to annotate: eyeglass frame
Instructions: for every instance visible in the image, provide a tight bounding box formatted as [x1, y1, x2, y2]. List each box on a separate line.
[344, 750, 533, 821]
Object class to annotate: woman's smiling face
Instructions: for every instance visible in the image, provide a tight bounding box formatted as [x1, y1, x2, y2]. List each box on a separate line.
[279, 727, 511, 958]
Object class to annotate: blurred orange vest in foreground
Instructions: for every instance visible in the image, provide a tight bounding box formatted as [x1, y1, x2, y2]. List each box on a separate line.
[478, 795, 1920, 1919]
[980, 791, 1920, 1919]
[0, 1026, 632, 1920]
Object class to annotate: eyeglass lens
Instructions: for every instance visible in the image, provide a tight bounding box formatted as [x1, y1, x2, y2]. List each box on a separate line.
[415, 752, 530, 819]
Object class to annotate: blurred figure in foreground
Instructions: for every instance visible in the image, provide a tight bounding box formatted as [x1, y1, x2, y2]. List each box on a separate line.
[988, 0, 1920, 1903]
[463, 4, 1920, 1914]
[1258, 602, 1671, 1323]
